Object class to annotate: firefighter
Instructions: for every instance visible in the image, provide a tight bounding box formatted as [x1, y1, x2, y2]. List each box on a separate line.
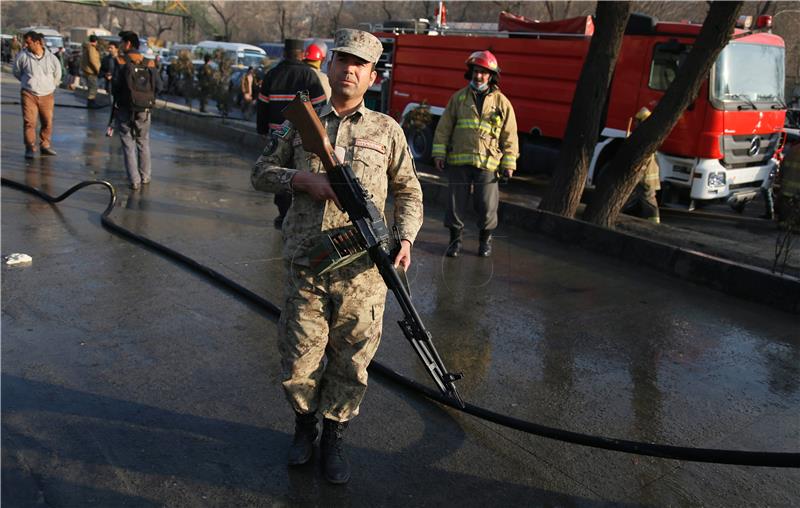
[303, 43, 331, 99]
[623, 107, 661, 224]
[432, 50, 518, 257]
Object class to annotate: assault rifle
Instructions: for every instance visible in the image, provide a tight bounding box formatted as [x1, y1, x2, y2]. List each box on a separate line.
[283, 92, 464, 408]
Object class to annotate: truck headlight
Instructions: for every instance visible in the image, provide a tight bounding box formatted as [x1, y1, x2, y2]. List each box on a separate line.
[707, 171, 726, 188]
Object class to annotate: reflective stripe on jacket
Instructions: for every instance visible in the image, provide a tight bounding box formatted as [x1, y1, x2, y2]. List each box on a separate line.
[432, 85, 519, 172]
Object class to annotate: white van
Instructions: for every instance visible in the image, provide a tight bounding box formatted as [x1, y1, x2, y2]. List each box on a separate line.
[194, 41, 266, 69]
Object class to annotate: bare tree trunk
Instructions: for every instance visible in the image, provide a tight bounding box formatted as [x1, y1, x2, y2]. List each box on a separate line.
[210, 1, 235, 41]
[544, 1, 556, 21]
[155, 19, 174, 40]
[538, 1, 632, 217]
[278, 6, 287, 41]
[583, 1, 743, 228]
[562, 1, 573, 19]
[332, 1, 345, 35]
[139, 13, 147, 37]
[381, 1, 393, 21]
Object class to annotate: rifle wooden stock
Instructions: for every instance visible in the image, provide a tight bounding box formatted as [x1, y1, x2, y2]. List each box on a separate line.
[282, 94, 338, 171]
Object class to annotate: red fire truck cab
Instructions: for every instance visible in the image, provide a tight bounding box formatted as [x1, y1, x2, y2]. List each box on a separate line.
[376, 13, 787, 208]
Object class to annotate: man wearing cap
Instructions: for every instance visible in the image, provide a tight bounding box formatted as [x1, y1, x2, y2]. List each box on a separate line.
[81, 34, 101, 108]
[251, 28, 422, 485]
[257, 38, 328, 229]
[433, 50, 518, 258]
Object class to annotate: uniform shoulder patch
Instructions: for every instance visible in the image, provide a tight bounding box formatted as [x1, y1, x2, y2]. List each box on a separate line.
[354, 138, 386, 154]
[274, 120, 293, 139]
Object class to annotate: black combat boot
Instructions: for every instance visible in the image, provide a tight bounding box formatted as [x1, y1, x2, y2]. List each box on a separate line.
[320, 418, 350, 484]
[478, 230, 493, 257]
[446, 228, 462, 257]
[287, 412, 318, 466]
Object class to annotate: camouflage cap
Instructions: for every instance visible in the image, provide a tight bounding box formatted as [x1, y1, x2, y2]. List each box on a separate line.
[331, 29, 383, 64]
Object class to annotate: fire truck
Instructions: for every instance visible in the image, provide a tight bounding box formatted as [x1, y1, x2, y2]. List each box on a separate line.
[373, 12, 787, 208]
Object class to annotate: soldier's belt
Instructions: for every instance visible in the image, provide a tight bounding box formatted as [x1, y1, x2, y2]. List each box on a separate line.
[308, 227, 368, 275]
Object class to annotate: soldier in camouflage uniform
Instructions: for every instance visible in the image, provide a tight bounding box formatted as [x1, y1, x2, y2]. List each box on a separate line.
[251, 28, 423, 485]
[197, 54, 213, 113]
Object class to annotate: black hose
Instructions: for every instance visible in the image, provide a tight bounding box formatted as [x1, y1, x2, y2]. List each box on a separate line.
[3, 177, 798, 469]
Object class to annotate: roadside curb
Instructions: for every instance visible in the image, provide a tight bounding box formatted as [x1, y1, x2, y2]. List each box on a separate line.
[150, 99, 800, 314]
[151, 101, 264, 154]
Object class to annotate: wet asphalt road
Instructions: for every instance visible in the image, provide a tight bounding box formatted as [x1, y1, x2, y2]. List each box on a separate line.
[2, 73, 799, 507]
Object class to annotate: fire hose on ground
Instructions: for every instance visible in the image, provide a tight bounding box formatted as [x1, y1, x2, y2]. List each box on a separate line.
[2, 176, 798, 469]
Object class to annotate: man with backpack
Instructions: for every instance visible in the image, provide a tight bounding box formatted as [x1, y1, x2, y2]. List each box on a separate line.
[112, 31, 158, 190]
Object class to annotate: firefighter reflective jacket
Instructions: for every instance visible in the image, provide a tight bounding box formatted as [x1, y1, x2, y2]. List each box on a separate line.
[432, 85, 519, 172]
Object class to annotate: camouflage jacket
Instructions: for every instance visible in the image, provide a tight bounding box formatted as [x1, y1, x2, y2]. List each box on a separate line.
[251, 101, 424, 265]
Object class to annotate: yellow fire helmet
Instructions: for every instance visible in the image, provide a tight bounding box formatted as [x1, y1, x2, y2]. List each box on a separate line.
[635, 107, 652, 122]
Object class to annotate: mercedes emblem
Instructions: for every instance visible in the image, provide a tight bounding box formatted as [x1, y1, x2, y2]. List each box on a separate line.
[748, 136, 761, 157]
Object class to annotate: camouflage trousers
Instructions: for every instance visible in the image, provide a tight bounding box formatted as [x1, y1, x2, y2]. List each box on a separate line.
[279, 258, 387, 422]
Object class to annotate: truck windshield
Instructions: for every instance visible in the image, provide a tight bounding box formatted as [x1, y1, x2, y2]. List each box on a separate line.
[712, 42, 784, 106]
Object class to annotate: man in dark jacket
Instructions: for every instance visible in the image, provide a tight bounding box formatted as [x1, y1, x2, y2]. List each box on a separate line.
[256, 38, 327, 228]
[100, 41, 119, 96]
[112, 31, 158, 190]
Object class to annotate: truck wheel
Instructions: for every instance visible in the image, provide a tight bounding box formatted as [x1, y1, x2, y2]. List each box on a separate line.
[404, 124, 433, 164]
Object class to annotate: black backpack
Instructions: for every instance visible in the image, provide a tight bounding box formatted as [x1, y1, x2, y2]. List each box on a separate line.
[124, 55, 155, 111]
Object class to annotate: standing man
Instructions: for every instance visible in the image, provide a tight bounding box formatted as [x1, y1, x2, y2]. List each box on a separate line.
[251, 29, 422, 485]
[13, 31, 62, 159]
[100, 41, 119, 97]
[197, 53, 213, 113]
[54, 46, 67, 87]
[240, 66, 255, 116]
[81, 35, 101, 108]
[432, 50, 518, 257]
[112, 31, 157, 190]
[256, 38, 327, 229]
[303, 43, 331, 99]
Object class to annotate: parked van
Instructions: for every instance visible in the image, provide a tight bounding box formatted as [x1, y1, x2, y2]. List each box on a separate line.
[18, 26, 64, 51]
[194, 41, 266, 68]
